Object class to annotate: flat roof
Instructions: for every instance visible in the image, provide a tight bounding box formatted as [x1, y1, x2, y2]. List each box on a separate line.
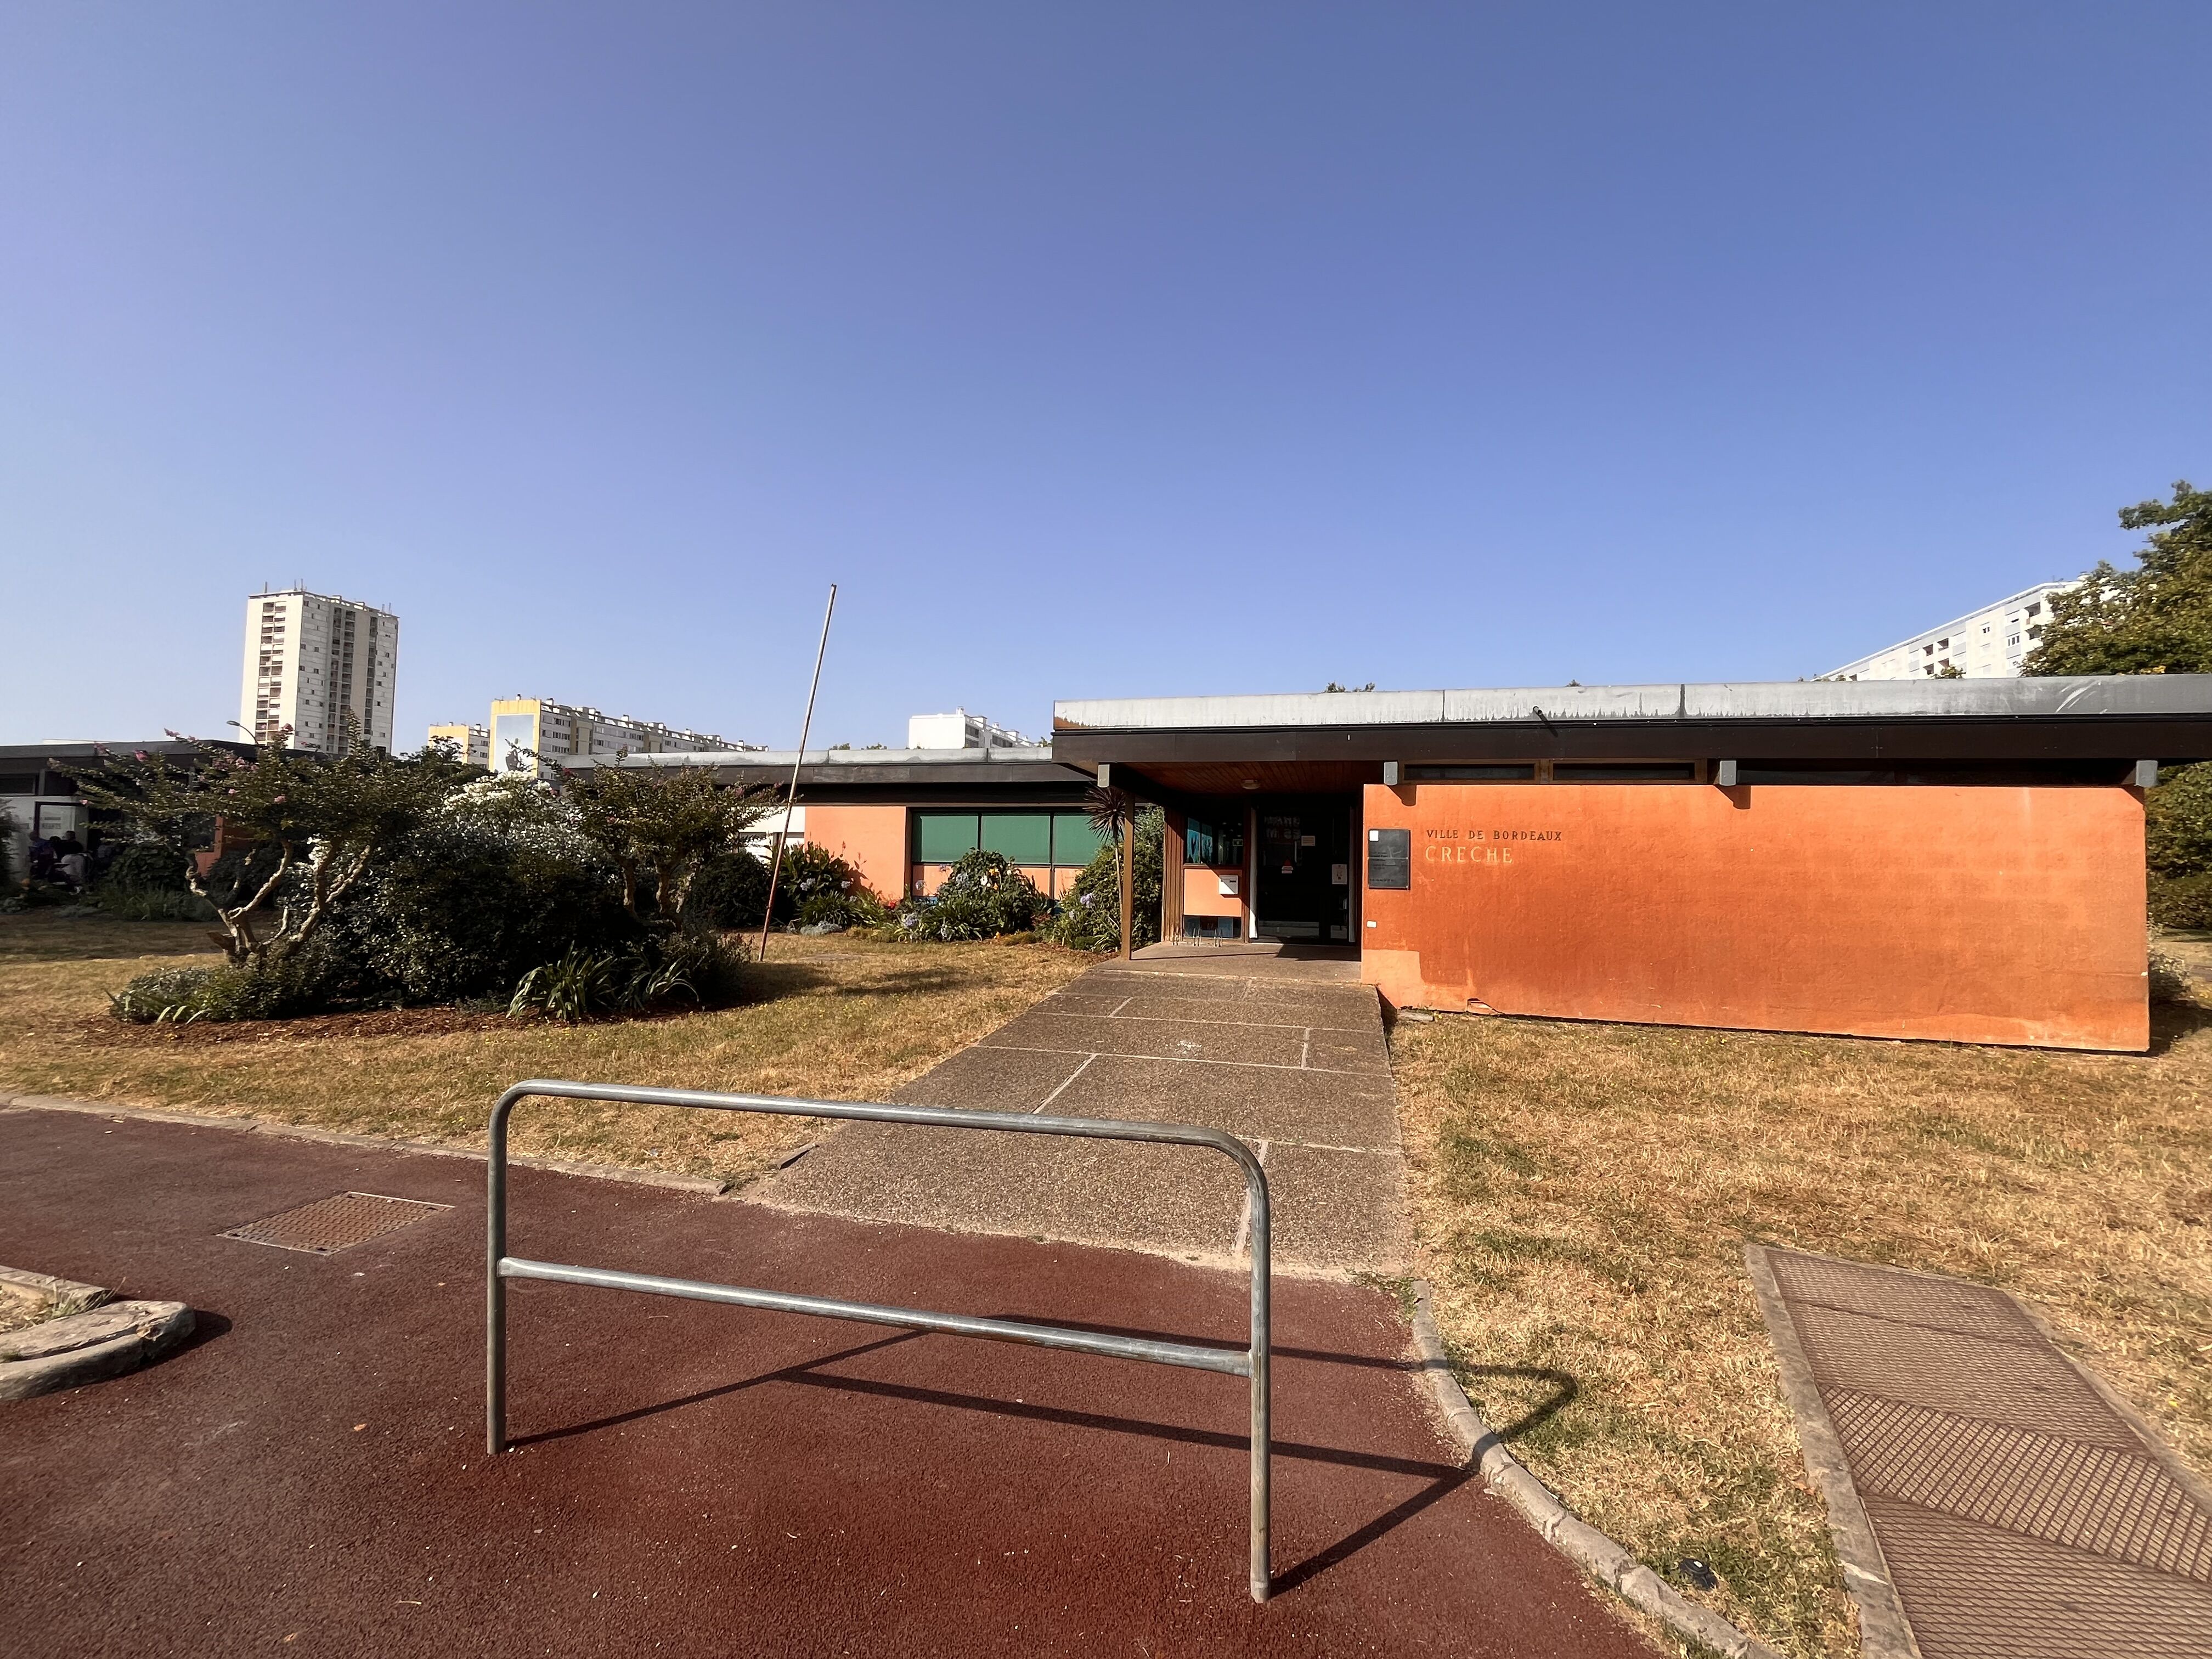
[559, 744, 1091, 799]
[1054, 676, 2212, 731]
[567, 745, 1056, 769]
[0, 738, 255, 764]
[1049, 676, 2212, 775]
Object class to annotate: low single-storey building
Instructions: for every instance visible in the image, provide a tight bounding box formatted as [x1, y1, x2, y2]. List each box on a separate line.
[568, 744, 1110, 902]
[1049, 677, 2212, 1053]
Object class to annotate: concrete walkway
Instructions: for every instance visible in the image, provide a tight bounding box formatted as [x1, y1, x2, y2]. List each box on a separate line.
[755, 956, 1410, 1274]
[1, 1107, 1654, 1657]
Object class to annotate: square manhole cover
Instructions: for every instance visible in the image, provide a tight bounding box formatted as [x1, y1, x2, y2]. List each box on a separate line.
[222, 1192, 452, 1256]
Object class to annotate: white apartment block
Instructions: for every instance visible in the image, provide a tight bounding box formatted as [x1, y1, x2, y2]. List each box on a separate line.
[1824, 580, 2078, 681]
[906, 708, 1037, 749]
[484, 698, 758, 772]
[240, 589, 399, 752]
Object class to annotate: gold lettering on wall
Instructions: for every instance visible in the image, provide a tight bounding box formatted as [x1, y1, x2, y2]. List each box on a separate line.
[1424, 827, 1565, 844]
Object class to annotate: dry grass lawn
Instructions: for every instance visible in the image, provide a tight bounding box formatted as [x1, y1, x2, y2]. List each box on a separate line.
[1393, 997, 2212, 1659]
[0, 911, 1094, 1186]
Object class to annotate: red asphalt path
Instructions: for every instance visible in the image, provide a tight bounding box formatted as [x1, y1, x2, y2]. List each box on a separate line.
[1, 1109, 1654, 1657]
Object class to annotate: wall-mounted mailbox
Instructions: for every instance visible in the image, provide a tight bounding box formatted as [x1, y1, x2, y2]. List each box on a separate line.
[1367, 827, 1410, 889]
[1217, 873, 1239, 896]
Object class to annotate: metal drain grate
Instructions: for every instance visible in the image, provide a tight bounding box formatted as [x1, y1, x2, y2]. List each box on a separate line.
[1761, 1248, 2212, 1657]
[222, 1192, 452, 1256]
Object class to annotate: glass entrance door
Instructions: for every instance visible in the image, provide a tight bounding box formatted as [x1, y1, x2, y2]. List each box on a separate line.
[1252, 799, 1353, 943]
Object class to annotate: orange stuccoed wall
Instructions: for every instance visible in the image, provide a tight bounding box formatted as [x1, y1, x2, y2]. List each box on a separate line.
[802, 805, 907, 901]
[1359, 781, 2148, 1052]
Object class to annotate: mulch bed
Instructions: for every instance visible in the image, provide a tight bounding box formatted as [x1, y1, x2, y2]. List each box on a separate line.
[75, 998, 731, 1047]
[78, 1006, 525, 1046]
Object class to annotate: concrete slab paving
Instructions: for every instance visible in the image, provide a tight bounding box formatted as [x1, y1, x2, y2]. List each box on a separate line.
[755, 960, 1413, 1274]
[1263, 1144, 1412, 1273]
[892, 1043, 1092, 1111]
[767, 1125, 1251, 1260]
[1076, 969, 1371, 1008]
[1031, 991, 1131, 1018]
[987, 1011, 1319, 1069]
[0, 1109, 1658, 1658]
[1093, 992, 1380, 1032]
[1125, 943, 1365, 983]
[1051, 1057, 1401, 1152]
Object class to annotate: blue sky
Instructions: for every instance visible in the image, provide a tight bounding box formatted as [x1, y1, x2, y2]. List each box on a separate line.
[4, 4, 2207, 748]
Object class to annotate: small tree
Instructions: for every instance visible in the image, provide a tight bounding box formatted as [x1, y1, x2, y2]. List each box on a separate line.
[69, 727, 470, 967]
[558, 756, 772, 930]
[2024, 481, 2212, 677]
[2025, 483, 2212, 894]
[1084, 783, 1139, 960]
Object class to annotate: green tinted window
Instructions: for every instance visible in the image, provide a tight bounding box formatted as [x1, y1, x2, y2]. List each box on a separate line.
[980, 812, 1052, 864]
[915, 812, 980, 863]
[1052, 813, 1107, 867]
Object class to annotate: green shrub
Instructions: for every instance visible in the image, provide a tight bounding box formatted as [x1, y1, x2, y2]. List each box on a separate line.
[2149, 872, 2212, 930]
[2147, 763, 2212, 881]
[692, 843, 876, 930]
[509, 945, 628, 1022]
[775, 843, 880, 928]
[797, 886, 891, 930]
[690, 849, 774, 928]
[328, 816, 636, 1005]
[893, 850, 1047, 940]
[109, 945, 347, 1024]
[1050, 809, 1164, 952]
[103, 840, 191, 891]
[509, 932, 747, 1023]
[92, 886, 216, 922]
[91, 842, 215, 922]
[109, 964, 219, 1023]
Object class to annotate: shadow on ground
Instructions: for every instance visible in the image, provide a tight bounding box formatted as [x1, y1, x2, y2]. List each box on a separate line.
[516, 1317, 1483, 1598]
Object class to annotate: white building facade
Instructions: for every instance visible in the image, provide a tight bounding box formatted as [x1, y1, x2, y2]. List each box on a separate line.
[240, 589, 399, 752]
[906, 708, 1036, 749]
[483, 698, 757, 772]
[1824, 580, 2078, 681]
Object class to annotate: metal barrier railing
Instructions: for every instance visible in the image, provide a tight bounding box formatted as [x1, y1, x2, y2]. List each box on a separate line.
[486, 1079, 1274, 1602]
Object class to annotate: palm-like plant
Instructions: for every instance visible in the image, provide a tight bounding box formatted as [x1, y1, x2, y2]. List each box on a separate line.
[1084, 783, 1138, 961]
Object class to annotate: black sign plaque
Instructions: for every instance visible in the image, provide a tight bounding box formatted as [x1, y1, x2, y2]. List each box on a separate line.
[1367, 828, 1410, 890]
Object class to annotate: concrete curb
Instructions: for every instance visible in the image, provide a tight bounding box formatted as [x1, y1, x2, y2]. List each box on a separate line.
[0, 1299, 195, 1402]
[0, 1265, 109, 1317]
[1408, 1280, 1788, 1659]
[0, 1094, 729, 1195]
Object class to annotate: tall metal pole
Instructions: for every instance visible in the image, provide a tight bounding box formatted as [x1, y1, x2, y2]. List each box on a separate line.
[756, 585, 837, 964]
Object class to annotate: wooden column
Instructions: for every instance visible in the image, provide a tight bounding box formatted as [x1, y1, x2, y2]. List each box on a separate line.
[1160, 810, 1186, 944]
[1119, 815, 1135, 961]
